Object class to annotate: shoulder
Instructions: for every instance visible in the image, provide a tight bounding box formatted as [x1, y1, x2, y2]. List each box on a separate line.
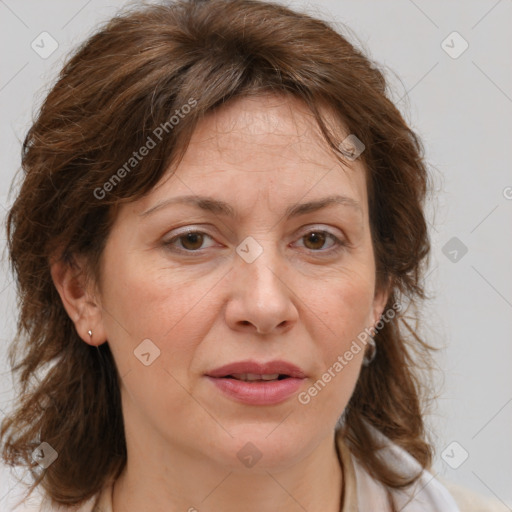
[341, 426, 507, 512]
[374, 437, 509, 512]
[350, 449, 460, 511]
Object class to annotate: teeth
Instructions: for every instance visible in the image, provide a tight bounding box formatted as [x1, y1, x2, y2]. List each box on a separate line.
[230, 373, 281, 381]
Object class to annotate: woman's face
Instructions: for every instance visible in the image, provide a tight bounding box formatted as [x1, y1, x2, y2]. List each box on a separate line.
[95, 93, 388, 471]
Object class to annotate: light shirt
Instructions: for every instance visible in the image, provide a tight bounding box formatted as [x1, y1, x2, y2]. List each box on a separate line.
[335, 427, 460, 511]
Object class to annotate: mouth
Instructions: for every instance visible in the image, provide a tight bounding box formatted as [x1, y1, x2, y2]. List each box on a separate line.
[224, 373, 290, 382]
[205, 360, 307, 405]
[206, 360, 307, 379]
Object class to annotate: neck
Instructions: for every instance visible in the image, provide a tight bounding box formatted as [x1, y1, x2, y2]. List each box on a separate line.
[112, 430, 343, 512]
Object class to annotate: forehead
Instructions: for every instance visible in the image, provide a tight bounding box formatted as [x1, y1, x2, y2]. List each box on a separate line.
[134, 93, 369, 218]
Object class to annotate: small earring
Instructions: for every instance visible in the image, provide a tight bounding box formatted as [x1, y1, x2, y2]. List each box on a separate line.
[87, 329, 93, 338]
[362, 336, 376, 366]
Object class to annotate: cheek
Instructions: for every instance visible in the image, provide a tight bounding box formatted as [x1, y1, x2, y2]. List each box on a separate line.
[313, 268, 375, 348]
[99, 248, 220, 378]
[99, 253, 222, 427]
[337, 276, 374, 335]
[300, 271, 374, 408]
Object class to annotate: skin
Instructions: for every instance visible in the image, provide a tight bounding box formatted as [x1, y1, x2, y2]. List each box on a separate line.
[52, 93, 389, 512]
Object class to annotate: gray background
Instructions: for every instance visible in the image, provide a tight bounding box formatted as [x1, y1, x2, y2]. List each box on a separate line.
[1, 0, 511, 509]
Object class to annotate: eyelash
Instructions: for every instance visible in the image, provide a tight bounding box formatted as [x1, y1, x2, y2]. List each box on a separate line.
[163, 227, 348, 256]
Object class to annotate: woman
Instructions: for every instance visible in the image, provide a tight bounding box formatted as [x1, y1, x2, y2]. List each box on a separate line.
[0, 0, 506, 511]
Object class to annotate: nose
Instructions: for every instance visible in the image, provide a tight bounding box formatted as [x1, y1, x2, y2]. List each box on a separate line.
[224, 243, 299, 336]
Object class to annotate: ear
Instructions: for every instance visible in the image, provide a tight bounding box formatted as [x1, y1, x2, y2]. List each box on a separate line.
[50, 254, 107, 346]
[370, 279, 392, 329]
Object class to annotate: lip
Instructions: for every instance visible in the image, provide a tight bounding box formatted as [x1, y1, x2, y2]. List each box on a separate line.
[205, 360, 307, 405]
[206, 360, 307, 379]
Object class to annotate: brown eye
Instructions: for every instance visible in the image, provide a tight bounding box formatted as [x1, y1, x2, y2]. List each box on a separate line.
[295, 229, 347, 255]
[179, 232, 205, 250]
[164, 230, 216, 253]
[303, 231, 328, 250]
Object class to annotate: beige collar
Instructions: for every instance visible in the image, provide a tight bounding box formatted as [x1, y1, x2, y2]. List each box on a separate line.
[335, 429, 358, 511]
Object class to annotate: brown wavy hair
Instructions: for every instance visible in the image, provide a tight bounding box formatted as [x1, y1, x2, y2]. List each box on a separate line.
[1, 0, 434, 508]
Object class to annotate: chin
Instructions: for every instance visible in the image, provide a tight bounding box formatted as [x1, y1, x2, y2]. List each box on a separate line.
[212, 424, 314, 471]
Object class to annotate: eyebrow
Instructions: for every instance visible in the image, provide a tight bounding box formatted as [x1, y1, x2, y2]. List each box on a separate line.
[139, 194, 362, 218]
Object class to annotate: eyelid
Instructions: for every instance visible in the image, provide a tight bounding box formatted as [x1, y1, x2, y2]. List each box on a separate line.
[296, 224, 345, 239]
[162, 224, 348, 254]
[292, 226, 348, 254]
[163, 226, 218, 249]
